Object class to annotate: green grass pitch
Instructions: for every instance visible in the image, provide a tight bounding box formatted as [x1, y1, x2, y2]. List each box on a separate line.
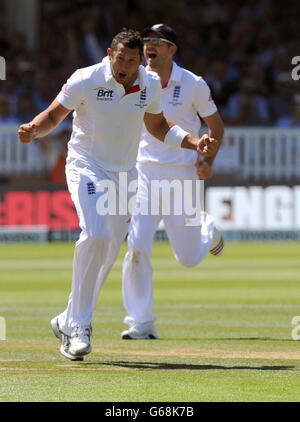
[0, 241, 300, 402]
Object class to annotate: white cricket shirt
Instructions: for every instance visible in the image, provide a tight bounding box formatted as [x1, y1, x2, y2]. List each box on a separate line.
[137, 61, 218, 167]
[57, 56, 162, 172]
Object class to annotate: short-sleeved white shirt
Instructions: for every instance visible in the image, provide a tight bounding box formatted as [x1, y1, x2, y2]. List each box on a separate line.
[57, 56, 162, 172]
[137, 61, 218, 167]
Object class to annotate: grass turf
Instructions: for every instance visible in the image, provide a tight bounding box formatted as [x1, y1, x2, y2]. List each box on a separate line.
[0, 241, 300, 402]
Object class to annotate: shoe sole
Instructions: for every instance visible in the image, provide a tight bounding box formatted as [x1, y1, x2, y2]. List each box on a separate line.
[52, 317, 84, 361]
[69, 345, 92, 357]
[122, 332, 158, 340]
[51, 317, 62, 341]
[59, 344, 84, 361]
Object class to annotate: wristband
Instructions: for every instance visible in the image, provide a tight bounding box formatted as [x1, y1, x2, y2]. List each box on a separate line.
[164, 125, 190, 148]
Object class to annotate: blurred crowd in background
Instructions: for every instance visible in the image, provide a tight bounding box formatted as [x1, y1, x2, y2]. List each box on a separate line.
[0, 0, 300, 182]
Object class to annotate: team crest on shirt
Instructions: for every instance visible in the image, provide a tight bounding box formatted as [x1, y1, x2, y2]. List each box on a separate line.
[134, 88, 148, 108]
[62, 84, 69, 95]
[93, 86, 114, 101]
[87, 182, 96, 195]
[168, 85, 183, 106]
[208, 92, 215, 104]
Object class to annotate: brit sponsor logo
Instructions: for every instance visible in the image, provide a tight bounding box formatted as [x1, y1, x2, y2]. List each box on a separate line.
[94, 86, 114, 100]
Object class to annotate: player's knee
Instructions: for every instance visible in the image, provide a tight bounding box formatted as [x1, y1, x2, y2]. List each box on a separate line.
[86, 228, 110, 244]
[127, 250, 140, 266]
[128, 234, 150, 255]
[177, 254, 200, 268]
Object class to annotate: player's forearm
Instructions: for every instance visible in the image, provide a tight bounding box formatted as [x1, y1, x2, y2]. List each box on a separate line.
[19, 99, 70, 144]
[203, 123, 224, 165]
[148, 118, 198, 151]
[31, 110, 58, 139]
[144, 114, 219, 156]
[181, 134, 200, 150]
[145, 116, 174, 142]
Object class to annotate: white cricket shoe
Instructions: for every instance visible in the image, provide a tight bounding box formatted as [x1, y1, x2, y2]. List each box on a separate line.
[68, 325, 92, 357]
[210, 227, 224, 256]
[51, 316, 83, 361]
[121, 322, 158, 339]
[60, 333, 84, 361]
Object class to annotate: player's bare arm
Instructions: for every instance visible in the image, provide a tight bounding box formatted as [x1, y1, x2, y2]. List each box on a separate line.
[201, 111, 224, 165]
[197, 160, 213, 180]
[143, 111, 219, 157]
[18, 99, 71, 144]
[197, 111, 224, 179]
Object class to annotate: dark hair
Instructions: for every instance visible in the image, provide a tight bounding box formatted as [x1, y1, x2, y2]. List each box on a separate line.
[110, 28, 143, 57]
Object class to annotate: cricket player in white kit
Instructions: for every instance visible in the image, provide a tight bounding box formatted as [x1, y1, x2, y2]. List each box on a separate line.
[122, 25, 225, 340]
[18, 29, 219, 361]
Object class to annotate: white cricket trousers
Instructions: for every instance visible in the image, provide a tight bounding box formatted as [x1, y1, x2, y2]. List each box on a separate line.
[58, 158, 137, 336]
[122, 162, 215, 326]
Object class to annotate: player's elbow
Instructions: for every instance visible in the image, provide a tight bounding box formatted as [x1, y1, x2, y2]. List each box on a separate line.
[211, 116, 225, 143]
[218, 121, 225, 142]
[145, 121, 161, 140]
[47, 100, 71, 128]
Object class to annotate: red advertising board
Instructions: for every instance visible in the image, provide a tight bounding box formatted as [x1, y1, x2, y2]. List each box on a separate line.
[0, 189, 79, 230]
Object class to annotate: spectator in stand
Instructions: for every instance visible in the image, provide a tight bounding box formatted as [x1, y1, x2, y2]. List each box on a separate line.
[48, 130, 70, 184]
[223, 77, 271, 126]
[253, 28, 277, 69]
[272, 52, 292, 82]
[0, 95, 19, 124]
[40, 126, 71, 184]
[17, 60, 36, 93]
[0, 74, 23, 114]
[245, 60, 270, 96]
[269, 73, 294, 123]
[204, 58, 239, 112]
[15, 91, 38, 123]
[276, 94, 300, 128]
[1, 0, 300, 179]
[82, 18, 106, 65]
[33, 71, 57, 113]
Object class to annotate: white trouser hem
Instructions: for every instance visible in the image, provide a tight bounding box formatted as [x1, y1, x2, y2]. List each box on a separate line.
[123, 316, 156, 326]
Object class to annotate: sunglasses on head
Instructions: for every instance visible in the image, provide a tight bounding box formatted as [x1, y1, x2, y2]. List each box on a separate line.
[143, 37, 175, 46]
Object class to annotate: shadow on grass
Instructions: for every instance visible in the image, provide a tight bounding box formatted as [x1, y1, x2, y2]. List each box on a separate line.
[181, 338, 294, 342]
[83, 361, 295, 371]
[233, 338, 295, 342]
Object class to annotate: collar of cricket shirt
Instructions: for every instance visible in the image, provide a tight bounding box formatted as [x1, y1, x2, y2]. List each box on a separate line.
[102, 56, 115, 83]
[145, 60, 182, 87]
[138, 64, 151, 90]
[168, 61, 183, 83]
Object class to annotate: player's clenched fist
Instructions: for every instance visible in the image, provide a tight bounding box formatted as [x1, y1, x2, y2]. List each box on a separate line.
[197, 134, 219, 157]
[18, 123, 37, 144]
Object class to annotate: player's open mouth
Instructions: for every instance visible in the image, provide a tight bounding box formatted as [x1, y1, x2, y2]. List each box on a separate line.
[118, 72, 126, 79]
[148, 53, 157, 59]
